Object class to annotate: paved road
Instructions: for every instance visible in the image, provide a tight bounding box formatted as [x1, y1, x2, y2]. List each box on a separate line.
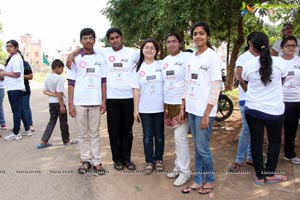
[0, 82, 299, 200]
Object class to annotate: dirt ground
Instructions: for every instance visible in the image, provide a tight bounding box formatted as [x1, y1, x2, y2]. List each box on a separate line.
[0, 83, 299, 200]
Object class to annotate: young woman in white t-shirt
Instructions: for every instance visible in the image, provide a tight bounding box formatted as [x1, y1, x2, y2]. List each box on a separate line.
[131, 38, 164, 175]
[242, 32, 288, 185]
[0, 40, 28, 141]
[162, 33, 191, 186]
[181, 22, 221, 195]
[281, 36, 300, 165]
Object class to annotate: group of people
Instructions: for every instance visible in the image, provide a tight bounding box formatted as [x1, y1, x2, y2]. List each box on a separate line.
[0, 40, 35, 141]
[230, 22, 300, 186]
[2, 21, 300, 194]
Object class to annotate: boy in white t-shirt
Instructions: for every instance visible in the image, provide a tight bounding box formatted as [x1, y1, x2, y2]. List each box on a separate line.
[37, 59, 77, 149]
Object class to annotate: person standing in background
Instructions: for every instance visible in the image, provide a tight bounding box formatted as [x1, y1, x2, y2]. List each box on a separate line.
[0, 64, 7, 131]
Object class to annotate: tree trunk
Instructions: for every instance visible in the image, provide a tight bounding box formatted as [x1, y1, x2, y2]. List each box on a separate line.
[225, 16, 245, 90]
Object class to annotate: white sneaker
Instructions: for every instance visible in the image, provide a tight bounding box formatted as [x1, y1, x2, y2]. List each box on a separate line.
[284, 156, 300, 165]
[4, 133, 22, 141]
[22, 130, 32, 136]
[167, 166, 180, 179]
[173, 173, 191, 187]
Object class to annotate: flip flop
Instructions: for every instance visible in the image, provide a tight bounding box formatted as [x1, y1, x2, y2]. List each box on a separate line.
[36, 143, 52, 149]
[181, 186, 202, 194]
[229, 162, 241, 172]
[266, 175, 288, 184]
[246, 160, 254, 166]
[198, 186, 214, 195]
[254, 175, 264, 186]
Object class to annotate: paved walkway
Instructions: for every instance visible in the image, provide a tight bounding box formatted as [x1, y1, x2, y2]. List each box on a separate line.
[0, 82, 299, 200]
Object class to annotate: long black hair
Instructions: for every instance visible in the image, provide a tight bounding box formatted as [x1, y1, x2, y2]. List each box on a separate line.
[5, 40, 25, 66]
[190, 22, 213, 49]
[250, 32, 272, 86]
[244, 32, 259, 52]
[134, 38, 159, 72]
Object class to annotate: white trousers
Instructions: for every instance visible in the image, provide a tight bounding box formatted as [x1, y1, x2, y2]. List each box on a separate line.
[75, 106, 101, 166]
[174, 121, 190, 174]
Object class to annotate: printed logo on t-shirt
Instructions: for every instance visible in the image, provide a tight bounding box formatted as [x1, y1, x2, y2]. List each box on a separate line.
[113, 63, 123, 68]
[294, 65, 300, 69]
[287, 71, 295, 76]
[191, 73, 198, 79]
[198, 65, 208, 70]
[95, 62, 102, 67]
[174, 62, 183, 66]
[121, 58, 129, 62]
[139, 71, 146, 77]
[166, 70, 175, 76]
[79, 61, 87, 68]
[146, 75, 156, 80]
[109, 56, 116, 62]
[86, 68, 95, 73]
[163, 63, 168, 69]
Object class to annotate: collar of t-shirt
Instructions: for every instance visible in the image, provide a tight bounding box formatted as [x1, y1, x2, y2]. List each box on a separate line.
[80, 49, 96, 57]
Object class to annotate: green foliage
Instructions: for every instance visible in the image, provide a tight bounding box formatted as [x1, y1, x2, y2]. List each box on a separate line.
[0, 41, 7, 65]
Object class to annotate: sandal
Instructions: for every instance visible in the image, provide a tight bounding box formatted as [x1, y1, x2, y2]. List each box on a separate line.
[143, 163, 154, 175]
[155, 160, 164, 172]
[114, 162, 124, 171]
[124, 161, 136, 170]
[266, 175, 288, 184]
[198, 186, 214, 195]
[181, 184, 202, 194]
[229, 162, 241, 172]
[36, 143, 52, 149]
[78, 161, 91, 174]
[93, 163, 106, 175]
[246, 160, 254, 166]
[254, 175, 264, 186]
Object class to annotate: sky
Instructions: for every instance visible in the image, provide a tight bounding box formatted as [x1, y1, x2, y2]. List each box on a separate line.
[0, 0, 110, 53]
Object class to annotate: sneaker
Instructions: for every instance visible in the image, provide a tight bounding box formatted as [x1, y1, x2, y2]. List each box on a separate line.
[167, 166, 180, 179]
[1, 124, 7, 130]
[4, 133, 22, 141]
[284, 156, 300, 165]
[173, 173, 191, 187]
[21, 130, 32, 136]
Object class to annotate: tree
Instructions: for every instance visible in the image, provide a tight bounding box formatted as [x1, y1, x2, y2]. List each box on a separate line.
[102, 0, 300, 90]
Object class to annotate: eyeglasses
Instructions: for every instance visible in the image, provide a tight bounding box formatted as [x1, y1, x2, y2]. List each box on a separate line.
[284, 44, 297, 48]
[81, 36, 95, 41]
[143, 46, 156, 51]
[166, 40, 179, 45]
[5, 45, 14, 48]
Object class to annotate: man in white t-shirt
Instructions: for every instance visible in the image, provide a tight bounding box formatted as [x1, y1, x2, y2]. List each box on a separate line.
[67, 28, 107, 175]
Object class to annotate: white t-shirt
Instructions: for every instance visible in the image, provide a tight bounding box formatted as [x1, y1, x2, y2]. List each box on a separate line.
[185, 48, 222, 116]
[235, 50, 256, 101]
[272, 38, 300, 56]
[282, 56, 300, 102]
[242, 56, 287, 115]
[162, 51, 189, 104]
[98, 47, 139, 99]
[67, 52, 107, 106]
[131, 60, 164, 113]
[44, 73, 66, 104]
[4, 54, 25, 91]
[0, 64, 5, 89]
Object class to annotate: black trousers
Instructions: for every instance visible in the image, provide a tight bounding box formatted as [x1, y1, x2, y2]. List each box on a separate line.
[106, 99, 134, 163]
[283, 102, 300, 159]
[246, 113, 283, 179]
[41, 103, 70, 144]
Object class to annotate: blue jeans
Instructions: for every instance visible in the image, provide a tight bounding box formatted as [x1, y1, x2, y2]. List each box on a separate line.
[188, 113, 215, 184]
[140, 112, 164, 163]
[22, 94, 32, 128]
[0, 88, 6, 125]
[235, 105, 252, 163]
[8, 90, 28, 134]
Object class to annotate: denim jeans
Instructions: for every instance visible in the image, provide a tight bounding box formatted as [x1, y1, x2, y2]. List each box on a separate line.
[8, 90, 28, 135]
[0, 88, 6, 125]
[235, 105, 252, 163]
[245, 113, 283, 179]
[188, 113, 215, 184]
[22, 94, 32, 130]
[140, 112, 164, 163]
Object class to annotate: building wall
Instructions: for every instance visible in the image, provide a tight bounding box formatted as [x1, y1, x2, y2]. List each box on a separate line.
[20, 34, 43, 66]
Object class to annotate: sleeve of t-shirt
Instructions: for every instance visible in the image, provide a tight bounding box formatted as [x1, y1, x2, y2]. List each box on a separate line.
[102, 58, 107, 78]
[242, 62, 249, 81]
[131, 71, 140, 89]
[66, 64, 76, 80]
